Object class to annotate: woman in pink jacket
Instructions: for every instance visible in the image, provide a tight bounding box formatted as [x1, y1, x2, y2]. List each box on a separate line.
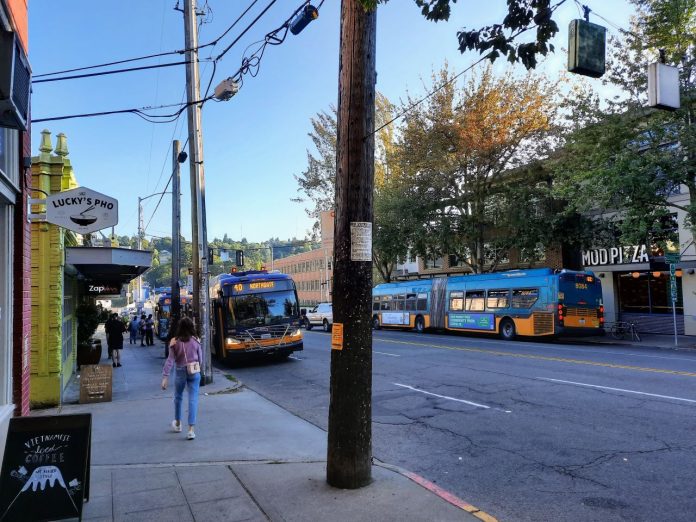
[161, 317, 203, 440]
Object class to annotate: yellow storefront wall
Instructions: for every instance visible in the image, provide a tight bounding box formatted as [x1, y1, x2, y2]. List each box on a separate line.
[30, 131, 79, 407]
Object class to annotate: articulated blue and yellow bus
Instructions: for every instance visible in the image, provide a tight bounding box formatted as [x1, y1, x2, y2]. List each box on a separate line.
[209, 270, 304, 361]
[372, 268, 603, 340]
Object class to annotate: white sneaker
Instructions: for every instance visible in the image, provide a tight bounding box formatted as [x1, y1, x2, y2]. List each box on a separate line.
[187, 429, 196, 440]
[171, 420, 182, 433]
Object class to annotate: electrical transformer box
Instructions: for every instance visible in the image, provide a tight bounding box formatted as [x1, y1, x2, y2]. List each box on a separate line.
[568, 19, 606, 78]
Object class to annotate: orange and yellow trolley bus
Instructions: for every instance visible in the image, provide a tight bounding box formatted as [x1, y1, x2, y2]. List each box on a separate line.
[210, 270, 304, 361]
[372, 268, 604, 340]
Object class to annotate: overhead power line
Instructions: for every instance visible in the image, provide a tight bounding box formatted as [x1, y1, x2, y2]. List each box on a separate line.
[368, 0, 568, 138]
[144, 137, 190, 234]
[31, 60, 207, 84]
[33, 0, 262, 81]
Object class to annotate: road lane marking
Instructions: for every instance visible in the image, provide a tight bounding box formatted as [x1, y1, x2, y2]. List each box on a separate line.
[380, 339, 696, 377]
[288, 355, 302, 360]
[393, 383, 511, 413]
[374, 351, 401, 357]
[539, 378, 696, 404]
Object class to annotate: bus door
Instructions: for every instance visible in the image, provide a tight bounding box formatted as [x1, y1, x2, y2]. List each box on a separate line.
[430, 277, 447, 328]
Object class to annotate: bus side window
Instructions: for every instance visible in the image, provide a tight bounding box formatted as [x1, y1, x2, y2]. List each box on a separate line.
[381, 296, 391, 311]
[465, 290, 485, 311]
[487, 289, 509, 309]
[373, 297, 380, 311]
[395, 294, 406, 311]
[511, 288, 539, 308]
[405, 293, 416, 311]
[449, 291, 464, 311]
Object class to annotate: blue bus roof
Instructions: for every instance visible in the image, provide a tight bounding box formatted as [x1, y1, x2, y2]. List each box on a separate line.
[374, 269, 596, 293]
[213, 270, 292, 286]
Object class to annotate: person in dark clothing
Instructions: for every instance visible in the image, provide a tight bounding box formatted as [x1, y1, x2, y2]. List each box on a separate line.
[105, 313, 126, 367]
[145, 314, 155, 346]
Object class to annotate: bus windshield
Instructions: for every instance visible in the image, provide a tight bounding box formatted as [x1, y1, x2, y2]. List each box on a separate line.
[227, 290, 299, 328]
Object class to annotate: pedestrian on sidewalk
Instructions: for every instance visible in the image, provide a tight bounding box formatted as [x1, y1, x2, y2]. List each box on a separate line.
[128, 315, 140, 345]
[145, 314, 155, 346]
[105, 313, 126, 368]
[139, 313, 147, 346]
[161, 317, 202, 440]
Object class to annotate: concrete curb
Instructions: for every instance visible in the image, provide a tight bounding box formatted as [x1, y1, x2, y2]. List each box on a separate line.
[374, 461, 499, 522]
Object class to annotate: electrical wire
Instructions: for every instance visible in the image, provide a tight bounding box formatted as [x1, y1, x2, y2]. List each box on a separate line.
[32, 60, 209, 84]
[31, 0, 281, 124]
[31, 96, 212, 124]
[144, 137, 190, 234]
[367, 0, 568, 138]
[34, 0, 261, 80]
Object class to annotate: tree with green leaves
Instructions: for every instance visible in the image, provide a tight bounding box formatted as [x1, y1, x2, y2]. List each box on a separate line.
[555, 0, 696, 250]
[396, 66, 563, 273]
[359, 0, 563, 69]
[294, 94, 411, 282]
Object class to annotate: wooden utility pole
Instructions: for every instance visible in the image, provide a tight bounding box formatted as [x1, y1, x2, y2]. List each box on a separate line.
[171, 140, 182, 326]
[183, 0, 212, 383]
[327, 0, 377, 489]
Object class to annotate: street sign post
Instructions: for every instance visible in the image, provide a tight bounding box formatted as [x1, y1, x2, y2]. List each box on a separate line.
[669, 262, 678, 347]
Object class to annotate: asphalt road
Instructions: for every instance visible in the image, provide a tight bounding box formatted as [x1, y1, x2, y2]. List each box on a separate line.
[223, 329, 696, 522]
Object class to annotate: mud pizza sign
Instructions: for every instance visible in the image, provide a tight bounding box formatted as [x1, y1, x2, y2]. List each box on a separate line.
[45, 187, 118, 234]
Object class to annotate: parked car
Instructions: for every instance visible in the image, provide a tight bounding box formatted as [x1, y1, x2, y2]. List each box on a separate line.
[304, 303, 333, 332]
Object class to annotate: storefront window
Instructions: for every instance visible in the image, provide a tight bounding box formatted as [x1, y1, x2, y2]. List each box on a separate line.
[617, 271, 683, 314]
[0, 203, 12, 406]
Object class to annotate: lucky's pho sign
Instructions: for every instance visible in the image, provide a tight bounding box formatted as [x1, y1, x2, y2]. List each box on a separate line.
[45, 187, 118, 234]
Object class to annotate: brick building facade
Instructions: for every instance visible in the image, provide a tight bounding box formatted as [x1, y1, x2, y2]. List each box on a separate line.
[0, 0, 31, 469]
[275, 211, 334, 306]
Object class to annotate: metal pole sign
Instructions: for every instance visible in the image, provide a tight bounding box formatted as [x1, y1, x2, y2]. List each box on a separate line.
[32, 187, 119, 234]
[668, 260, 679, 347]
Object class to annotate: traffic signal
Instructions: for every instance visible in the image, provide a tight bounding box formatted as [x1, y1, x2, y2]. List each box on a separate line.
[235, 249, 244, 267]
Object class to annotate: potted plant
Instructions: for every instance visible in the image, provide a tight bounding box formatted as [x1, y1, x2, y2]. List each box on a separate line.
[76, 301, 102, 367]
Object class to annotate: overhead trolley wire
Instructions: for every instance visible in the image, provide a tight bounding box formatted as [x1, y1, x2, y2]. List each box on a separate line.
[32, 0, 262, 83]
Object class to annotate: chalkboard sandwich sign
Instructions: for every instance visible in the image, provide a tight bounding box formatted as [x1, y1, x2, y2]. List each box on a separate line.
[0, 414, 91, 521]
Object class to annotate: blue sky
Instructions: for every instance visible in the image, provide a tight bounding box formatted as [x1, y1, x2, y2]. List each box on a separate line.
[29, 0, 636, 243]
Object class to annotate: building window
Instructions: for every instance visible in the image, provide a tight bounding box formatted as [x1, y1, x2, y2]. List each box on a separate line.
[520, 244, 546, 263]
[484, 244, 509, 265]
[0, 128, 19, 188]
[0, 203, 13, 406]
[424, 256, 443, 269]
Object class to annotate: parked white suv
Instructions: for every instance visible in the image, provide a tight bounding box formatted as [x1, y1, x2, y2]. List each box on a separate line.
[304, 303, 333, 332]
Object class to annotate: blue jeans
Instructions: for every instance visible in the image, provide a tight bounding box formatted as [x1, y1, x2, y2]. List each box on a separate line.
[174, 368, 200, 426]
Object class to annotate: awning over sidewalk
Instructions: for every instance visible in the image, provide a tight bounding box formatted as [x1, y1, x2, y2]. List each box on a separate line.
[66, 247, 152, 289]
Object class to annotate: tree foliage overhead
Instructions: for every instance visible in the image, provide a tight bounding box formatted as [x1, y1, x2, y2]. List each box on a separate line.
[358, 0, 563, 69]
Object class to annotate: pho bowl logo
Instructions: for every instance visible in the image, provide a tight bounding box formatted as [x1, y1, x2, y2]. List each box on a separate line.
[45, 187, 118, 234]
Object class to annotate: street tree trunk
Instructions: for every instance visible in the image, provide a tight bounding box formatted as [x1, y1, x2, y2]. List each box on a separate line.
[327, 0, 377, 489]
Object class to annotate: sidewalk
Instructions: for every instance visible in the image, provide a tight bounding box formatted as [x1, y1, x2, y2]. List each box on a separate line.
[564, 332, 696, 351]
[35, 327, 491, 522]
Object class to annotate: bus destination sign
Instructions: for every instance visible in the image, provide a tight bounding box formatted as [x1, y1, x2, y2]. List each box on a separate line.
[229, 280, 293, 294]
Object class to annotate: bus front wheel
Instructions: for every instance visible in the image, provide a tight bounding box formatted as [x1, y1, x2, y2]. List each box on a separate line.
[415, 316, 425, 333]
[500, 319, 516, 341]
[372, 316, 381, 330]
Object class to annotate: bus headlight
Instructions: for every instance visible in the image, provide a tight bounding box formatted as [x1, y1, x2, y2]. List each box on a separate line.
[226, 337, 242, 346]
[291, 329, 302, 337]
